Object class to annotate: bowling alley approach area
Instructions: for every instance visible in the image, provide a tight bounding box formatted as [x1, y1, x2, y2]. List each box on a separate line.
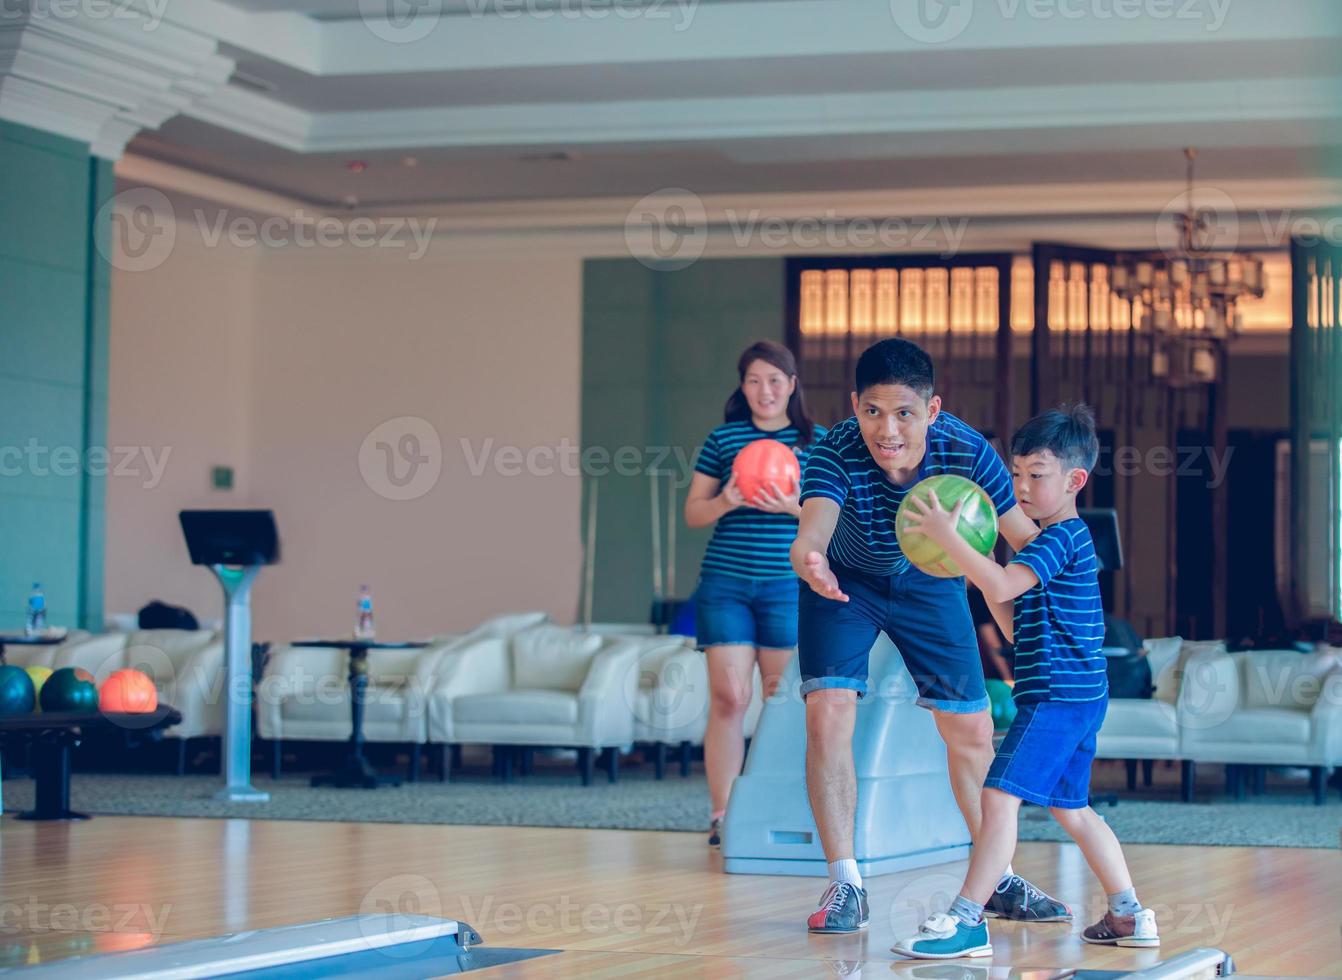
[4, 3, 1342, 978]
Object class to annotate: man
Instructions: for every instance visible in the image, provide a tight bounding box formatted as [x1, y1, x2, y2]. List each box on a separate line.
[791, 338, 1069, 933]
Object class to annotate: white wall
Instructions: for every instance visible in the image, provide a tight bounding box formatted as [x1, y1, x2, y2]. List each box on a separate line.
[107, 210, 584, 642]
[106, 220, 258, 625]
[244, 243, 583, 642]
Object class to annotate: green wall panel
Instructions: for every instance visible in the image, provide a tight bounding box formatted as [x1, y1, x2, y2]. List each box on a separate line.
[581, 257, 787, 623]
[0, 122, 108, 632]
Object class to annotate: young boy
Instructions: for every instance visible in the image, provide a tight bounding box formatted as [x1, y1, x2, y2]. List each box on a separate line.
[792, 338, 1068, 934]
[892, 403, 1159, 959]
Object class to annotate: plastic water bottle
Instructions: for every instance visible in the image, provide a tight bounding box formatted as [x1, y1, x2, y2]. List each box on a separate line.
[25, 583, 46, 636]
[356, 585, 375, 639]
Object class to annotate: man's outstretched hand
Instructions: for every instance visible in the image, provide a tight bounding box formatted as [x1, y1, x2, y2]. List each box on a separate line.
[800, 551, 849, 602]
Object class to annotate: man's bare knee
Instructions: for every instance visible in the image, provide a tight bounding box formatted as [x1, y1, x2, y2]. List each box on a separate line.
[935, 709, 994, 753]
[805, 689, 857, 746]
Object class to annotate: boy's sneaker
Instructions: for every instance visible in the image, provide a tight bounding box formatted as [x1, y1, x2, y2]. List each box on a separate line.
[891, 913, 993, 959]
[984, 874, 1071, 922]
[806, 881, 869, 934]
[1082, 908, 1160, 947]
[707, 818, 722, 848]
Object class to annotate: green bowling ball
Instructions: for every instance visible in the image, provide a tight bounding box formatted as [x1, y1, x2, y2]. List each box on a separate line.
[895, 474, 1000, 578]
[986, 679, 1017, 732]
[0, 665, 36, 716]
[39, 666, 98, 713]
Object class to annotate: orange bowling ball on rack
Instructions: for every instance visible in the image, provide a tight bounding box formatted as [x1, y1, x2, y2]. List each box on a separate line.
[99, 668, 158, 714]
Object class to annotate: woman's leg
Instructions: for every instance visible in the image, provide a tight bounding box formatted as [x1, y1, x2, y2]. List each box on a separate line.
[755, 646, 794, 702]
[704, 644, 758, 816]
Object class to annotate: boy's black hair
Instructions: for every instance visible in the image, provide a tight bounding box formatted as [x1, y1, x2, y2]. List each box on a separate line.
[1010, 403, 1100, 473]
[854, 338, 934, 399]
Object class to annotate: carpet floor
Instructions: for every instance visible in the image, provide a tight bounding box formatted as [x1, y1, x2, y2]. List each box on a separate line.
[2, 768, 1338, 849]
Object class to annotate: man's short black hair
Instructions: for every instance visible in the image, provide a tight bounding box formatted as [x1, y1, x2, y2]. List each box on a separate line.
[854, 338, 934, 398]
[1010, 403, 1100, 473]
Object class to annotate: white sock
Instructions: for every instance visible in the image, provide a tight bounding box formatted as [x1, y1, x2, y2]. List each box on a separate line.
[998, 863, 1015, 882]
[829, 859, 862, 889]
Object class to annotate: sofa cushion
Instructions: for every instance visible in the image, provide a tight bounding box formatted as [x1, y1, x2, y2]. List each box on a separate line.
[454, 690, 578, 727]
[1217, 707, 1312, 744]
[510, 627, 602, 692]
[283, 686, 407, 725]
[1239, 651, 1334, 711]
[1100, 699, 1178, 740]
[1143, 637, 1183, 703]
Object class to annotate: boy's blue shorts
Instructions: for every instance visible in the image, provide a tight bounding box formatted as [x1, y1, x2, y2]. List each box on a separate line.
[797, 562, 988, 713]
[985, 697, 1108, 809]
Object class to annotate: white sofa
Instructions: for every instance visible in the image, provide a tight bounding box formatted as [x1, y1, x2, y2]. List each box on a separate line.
[1096, 638, 1342, 803]
[1095, 637, 1222, 791]
[630, 640, 765, 779]
[256, 612, 551, 780]
[427, 625, 687, 784]
[1181, 648, 1342, 804]
[7, 629, 224, 772]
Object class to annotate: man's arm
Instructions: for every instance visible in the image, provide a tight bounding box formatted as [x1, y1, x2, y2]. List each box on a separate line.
[791, 497, 849, 602]
[996, 504, 1039, 553]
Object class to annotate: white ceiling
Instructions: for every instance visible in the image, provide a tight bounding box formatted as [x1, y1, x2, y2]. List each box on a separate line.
[89, 0, 1342, 208]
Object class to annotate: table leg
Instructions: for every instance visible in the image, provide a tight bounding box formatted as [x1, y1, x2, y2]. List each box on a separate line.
[18, 731, 89, 821]
[311, 648, 401, 789]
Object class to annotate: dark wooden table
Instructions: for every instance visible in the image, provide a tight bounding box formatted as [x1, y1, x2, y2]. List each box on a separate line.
[0, 632, 66, 666]
[292, 639, 427, 789]
[0, 705, 181, 820]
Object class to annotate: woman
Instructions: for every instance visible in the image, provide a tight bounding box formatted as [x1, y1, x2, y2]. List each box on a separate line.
[685, 340, 824, 847]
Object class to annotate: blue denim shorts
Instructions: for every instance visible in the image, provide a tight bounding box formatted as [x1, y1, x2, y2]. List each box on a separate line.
[694, 573, 799, 649]
[797, 563, 987, 713]
[985, 697, 1108, 809]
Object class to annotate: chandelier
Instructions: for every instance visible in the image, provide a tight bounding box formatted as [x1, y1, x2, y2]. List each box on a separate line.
[1109, 147, 1266, 385]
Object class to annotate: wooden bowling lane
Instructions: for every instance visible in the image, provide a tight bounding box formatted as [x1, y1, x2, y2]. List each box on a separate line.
[0, 816, 1337, 977]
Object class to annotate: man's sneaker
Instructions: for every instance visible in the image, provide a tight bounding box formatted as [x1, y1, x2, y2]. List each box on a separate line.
[1082, 908, 1160, 947]
[891, 913, 993, 959]
[806, 881, 870, 934]
[707, 818, 722, 848]
[984, 874, 1071, 922]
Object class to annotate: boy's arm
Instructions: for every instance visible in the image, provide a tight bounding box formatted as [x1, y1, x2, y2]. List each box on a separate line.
[997, 505, 1040, 553]
[939, 536, 1039, 605]
[985, 595, 1015, 644]
[903, 495, 1039, 603]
